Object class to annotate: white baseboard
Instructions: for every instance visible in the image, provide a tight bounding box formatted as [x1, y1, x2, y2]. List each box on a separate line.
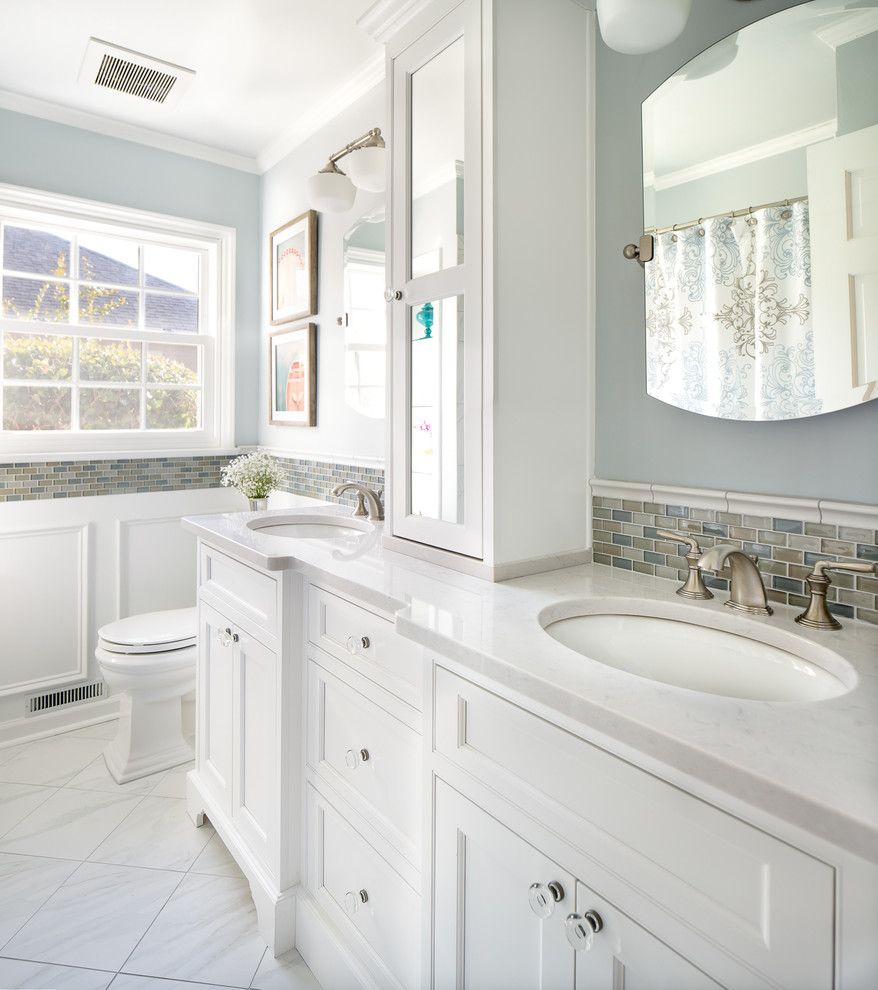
[0, 695, 120, 748]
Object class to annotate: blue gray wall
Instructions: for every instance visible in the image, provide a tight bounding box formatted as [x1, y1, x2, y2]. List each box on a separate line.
[595, 0, 878, 504]
[0, 108, 260, 444]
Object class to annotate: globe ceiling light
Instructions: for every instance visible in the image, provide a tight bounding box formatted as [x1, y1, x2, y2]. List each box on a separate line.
[597, 0, 693, 55]
[307, 127, 386, 213]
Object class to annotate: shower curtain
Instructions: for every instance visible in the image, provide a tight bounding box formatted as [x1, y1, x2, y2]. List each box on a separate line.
[645, 199, 817, 420]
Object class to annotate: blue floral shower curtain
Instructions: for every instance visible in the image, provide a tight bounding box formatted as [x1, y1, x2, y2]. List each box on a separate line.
[645, 200, 818, 420]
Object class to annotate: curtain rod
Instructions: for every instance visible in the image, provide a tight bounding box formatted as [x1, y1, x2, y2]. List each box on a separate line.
[645, 195, 808, 236]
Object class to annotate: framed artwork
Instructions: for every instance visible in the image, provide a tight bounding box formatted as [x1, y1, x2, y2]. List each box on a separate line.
[269, 323, 316, 427]
[269, 210, 317, 325]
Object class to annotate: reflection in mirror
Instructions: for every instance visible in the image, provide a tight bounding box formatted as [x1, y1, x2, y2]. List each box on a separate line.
[342, 207, 385, 418]
[641, 0, 878, 421]
[410, 36, 465, 278]
[410, 295, 464, 522]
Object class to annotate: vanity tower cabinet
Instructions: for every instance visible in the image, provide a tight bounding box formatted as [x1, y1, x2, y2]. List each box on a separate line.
[368, 0, 595, 578]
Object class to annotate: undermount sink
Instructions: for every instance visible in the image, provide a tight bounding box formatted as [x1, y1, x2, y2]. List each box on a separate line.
[245, 514, 374, 540]
[541, 603, 854, 703]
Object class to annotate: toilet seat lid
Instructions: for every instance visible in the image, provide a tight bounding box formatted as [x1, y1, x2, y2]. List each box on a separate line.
[98, 607, 196, 654]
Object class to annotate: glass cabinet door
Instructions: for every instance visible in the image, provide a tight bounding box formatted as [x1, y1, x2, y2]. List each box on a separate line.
[390, 0, 482, 558]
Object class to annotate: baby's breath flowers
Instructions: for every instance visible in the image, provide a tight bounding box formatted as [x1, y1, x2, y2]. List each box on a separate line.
[221, 450, 283, 500]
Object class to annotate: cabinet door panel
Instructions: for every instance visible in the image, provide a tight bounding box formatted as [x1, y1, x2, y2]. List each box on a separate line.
[390, 0, 483, 558]
[573, 882, 722, 990]
[197, 601, 235, 814]
[434, 780, 574, 990]
[232, 629, 278, 869]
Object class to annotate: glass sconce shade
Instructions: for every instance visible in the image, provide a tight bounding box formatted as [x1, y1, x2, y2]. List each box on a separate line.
[597, 0, 693, 54]
[346, 146, 386, 193]
[307, 168, 356, 213]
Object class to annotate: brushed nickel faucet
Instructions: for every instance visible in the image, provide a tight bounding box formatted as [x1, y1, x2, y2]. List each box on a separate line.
[331, 482, 384, 521]
[795, 559, 877, 630]
[655, 530, 713, 600]
[697, 545, 772, 616]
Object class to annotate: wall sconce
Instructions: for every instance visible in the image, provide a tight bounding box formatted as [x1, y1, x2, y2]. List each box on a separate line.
[307, 127, 386, 214]
[597, 0, 693, 54]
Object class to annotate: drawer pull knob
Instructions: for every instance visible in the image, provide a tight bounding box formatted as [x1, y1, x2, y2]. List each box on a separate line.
[344, 889, 369, 914]
[528, 881, 564, 918]
[345, 748, 371, 769]
[565, 911, 603, 952]
[345, 635, 371, 654]
[219, 627, 239, 648]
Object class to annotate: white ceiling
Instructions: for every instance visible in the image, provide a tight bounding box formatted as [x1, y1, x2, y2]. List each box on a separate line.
[0, 0, 382, 173]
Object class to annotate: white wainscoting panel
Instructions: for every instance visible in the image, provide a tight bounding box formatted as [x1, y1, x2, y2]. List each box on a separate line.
[0, 487, 245, 732]
[0, 523, 89, 697]
[117, 516, 200, 617]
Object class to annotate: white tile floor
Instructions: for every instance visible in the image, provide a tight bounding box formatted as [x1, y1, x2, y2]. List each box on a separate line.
[0, 721, 322, 990]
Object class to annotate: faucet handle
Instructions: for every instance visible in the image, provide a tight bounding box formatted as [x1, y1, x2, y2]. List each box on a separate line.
[655, 530, 702, 555]
[795, 560, 877, 631]
[655, 530, 712, 601]
[809, 560, 876, 578]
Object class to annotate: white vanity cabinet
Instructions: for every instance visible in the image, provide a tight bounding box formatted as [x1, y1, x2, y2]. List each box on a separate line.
[428, 665, 841, 990]
[188, 544, 300, 956]
[433, 781, 721, 990]
[183, 520, 875, 989]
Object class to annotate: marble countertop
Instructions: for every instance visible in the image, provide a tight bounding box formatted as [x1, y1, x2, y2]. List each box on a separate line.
[183, 504, 878, 862]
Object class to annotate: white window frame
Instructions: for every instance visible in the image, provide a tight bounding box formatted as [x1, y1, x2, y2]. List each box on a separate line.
[0, 182, 235, 457]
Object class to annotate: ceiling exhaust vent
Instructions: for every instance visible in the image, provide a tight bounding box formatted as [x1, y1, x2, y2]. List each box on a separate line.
[78, 38, 195, 107]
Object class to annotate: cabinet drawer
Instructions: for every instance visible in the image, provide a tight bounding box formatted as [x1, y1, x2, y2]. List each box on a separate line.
[308, 585, 423, 709]
[307, 784, 420, 990]
[200, 545, 277, 635]
[435, 667, 834, 990]
[307, 657, 421, 865]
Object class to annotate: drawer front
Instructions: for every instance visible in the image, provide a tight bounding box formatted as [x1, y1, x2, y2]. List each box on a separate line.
[307, 657, 421, 864]
[200, 544, 277, 635]
[435, 667, 834, 990]
[308, 586, 423, 709]
[308, 784, 420, 990]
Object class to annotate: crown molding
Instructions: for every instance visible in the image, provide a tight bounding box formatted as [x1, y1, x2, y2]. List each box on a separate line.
[257, 51, 385, 173]
[817, 9, 878, 49]
[651, 119, 837, 192]
[357, 0, 438, 43]
[0, 88, 261, 174]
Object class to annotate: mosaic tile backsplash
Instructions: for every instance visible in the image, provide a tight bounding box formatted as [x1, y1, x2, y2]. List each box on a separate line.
[592, 495, 878, 626]
[0, 453, 385, 507]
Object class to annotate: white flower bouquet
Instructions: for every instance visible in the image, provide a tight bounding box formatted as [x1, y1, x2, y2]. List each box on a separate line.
[221, 450, 283, 504]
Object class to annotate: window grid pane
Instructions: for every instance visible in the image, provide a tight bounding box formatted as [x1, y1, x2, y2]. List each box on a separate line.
[1, 217, 210, 439]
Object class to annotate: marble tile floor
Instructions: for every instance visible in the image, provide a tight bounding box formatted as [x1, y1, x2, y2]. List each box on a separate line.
[0, 721, 322, 990]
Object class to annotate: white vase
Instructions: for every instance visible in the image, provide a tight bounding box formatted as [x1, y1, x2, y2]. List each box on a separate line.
[247, 498, 268, 512]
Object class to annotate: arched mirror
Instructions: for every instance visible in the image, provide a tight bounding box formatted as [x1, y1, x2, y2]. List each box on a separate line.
[641, 0, 878, 420]
[342, 206, 385, 418]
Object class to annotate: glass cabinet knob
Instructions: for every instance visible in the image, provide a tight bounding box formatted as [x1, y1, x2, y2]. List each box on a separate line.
[345, 748, 370, 769]
[565, 911, 603, 952]
[384, 288, 403, 302]
[528, 881, 564, 919]
[344, 889, 369, 914]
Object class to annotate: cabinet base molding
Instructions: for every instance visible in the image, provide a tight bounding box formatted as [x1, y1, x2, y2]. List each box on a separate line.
[382, 532, 593, 582]
[186, 770, 297, 956]
[296, 891, 377, 990]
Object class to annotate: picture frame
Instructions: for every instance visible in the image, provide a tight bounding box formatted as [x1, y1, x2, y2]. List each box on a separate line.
[269, 323, 317, 427]
[269, 210, 317, 325]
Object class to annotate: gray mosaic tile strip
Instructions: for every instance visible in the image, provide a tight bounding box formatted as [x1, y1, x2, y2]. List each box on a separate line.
[0, 453, 385, 508]
[592, 495, 878, 627]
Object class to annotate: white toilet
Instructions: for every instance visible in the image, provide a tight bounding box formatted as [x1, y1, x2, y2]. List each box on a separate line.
[96, 607, 197, 783]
